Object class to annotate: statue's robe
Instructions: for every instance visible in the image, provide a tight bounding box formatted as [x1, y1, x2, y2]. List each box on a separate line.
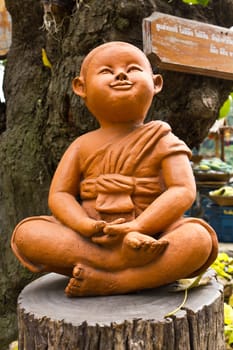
[79, 120, 218, 275]
[80, 121, 192, 218]
[11, 121, 218, 274]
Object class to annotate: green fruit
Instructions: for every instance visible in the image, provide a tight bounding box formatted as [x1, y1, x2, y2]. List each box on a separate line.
[199, 164, 210, 171]
[210, 186, 233, 197]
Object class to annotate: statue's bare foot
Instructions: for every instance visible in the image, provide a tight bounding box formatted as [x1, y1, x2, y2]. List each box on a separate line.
[65, 263, 118, 297]
[122, 232, 169, 267]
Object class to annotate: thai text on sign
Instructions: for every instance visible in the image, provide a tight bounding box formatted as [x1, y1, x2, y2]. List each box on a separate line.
[143, 12, 233, 80]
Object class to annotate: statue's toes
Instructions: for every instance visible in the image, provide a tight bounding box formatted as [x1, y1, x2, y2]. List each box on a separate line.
[73, 264, 85, 279]
[65, 278, 81, 297]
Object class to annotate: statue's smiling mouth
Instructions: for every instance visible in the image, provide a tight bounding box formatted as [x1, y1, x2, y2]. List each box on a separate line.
[110, 81, 133, 90]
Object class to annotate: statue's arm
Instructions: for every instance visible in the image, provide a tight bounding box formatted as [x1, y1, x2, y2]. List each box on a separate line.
[48, 140, 105, 237]
[104, 153, 196, 237]
[134, 153, 196, 234]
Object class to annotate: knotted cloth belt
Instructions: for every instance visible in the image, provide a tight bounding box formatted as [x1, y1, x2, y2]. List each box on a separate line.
[80, 174, 161, 213]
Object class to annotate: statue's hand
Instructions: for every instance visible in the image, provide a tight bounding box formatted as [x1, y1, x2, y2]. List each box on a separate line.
[91, 218, 126, 246]
[103, 219, 139, 236]
[79, 218, 106, 237]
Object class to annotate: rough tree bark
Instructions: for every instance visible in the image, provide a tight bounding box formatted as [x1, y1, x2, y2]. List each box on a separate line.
[0, 0, 232, 348]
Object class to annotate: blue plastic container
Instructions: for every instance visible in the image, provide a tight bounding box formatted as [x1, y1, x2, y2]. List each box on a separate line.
[205, 204, 233, 242]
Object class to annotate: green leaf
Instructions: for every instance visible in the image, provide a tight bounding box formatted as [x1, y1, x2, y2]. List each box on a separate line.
[169, 272, 211, 292]
[219, 93, 233, 119]
[182, 0, 210, 5]
[229, 295, 233, 308]
[224, 303, 233, 325]
[164, 288, 188, 318]
[211, 262, 232, 280]
[218, 252, 231, 262]
[182, 0, 199, 4]
[225, 325, 233, 344]
[211, 252, 233, 280]
[229, 331, 233, 345]
[9, 341, 18, 350]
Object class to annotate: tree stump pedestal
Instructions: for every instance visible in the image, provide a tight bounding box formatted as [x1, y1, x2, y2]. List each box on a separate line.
[17, 271, 224, 350]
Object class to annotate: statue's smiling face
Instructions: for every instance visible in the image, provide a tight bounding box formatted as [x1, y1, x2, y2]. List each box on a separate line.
[74, 43, 163, 125]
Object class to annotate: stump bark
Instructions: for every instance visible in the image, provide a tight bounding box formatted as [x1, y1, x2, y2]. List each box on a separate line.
[17, 271, 224, 350]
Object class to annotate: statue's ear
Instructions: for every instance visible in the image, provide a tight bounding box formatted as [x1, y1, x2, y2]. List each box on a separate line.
[153, 74, 163, 95]
[72, 76, 86, 99]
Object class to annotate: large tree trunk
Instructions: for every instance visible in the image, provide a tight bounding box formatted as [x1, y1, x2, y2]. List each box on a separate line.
[0, 0, 232, 348]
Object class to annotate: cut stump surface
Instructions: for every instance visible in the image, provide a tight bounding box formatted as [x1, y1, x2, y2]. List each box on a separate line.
[17, 271, 224, 350]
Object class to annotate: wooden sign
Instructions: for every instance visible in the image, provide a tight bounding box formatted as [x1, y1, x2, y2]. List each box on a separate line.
[0, 0, 11, 57]
[143, 12, 233, 80]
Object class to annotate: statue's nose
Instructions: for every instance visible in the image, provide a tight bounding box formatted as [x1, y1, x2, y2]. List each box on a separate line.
[116, 71, 128, 81]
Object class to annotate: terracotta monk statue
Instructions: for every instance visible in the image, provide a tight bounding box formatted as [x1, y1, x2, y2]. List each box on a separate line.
[11, 41, 218, 297]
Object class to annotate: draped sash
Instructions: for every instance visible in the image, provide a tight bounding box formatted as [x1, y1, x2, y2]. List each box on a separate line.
[80, 121, 191, 215]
